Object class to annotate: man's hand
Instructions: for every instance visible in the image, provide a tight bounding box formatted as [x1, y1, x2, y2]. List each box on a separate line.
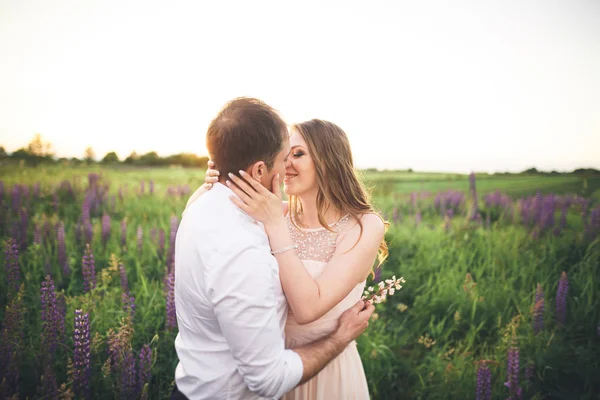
[332, 300, 375, 345]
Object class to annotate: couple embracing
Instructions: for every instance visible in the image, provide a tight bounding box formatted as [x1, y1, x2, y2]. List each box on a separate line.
[172, 97, 388, 400]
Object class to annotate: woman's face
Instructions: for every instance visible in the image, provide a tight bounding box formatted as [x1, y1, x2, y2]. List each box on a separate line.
[283, 129, 318, 196]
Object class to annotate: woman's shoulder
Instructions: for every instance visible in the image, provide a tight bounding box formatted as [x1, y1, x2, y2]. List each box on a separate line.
[349, 212, 385, 232]
[337, 212, 385, 245]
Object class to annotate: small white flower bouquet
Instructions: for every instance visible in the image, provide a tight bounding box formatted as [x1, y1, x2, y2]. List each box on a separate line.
[362, 276, 406, 304]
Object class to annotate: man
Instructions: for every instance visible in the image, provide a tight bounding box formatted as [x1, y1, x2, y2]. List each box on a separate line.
[173, 97, 374, 399]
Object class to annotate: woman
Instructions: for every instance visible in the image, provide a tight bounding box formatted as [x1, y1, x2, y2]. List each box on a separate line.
[190, 119, 388, 399]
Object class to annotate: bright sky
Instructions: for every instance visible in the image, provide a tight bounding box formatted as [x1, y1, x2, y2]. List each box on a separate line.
[0, 0, 599, 173]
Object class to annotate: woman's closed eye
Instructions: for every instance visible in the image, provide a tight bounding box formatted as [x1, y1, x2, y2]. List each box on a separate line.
[292, 152, 304, 158]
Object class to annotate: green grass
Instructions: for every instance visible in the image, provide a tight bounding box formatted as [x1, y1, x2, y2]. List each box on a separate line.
[0, 166, 599, 399]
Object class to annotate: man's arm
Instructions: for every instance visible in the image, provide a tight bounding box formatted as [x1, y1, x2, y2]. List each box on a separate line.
[292, 300, 374, 384]
[208, 243, 303, 398]
[208, 236, 374, 397]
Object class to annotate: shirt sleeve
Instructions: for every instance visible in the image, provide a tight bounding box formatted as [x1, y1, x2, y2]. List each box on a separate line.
[207, 243, 303, 399]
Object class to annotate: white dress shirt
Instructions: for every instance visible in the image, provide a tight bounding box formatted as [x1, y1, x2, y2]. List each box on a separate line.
[174, 183, 303, 399]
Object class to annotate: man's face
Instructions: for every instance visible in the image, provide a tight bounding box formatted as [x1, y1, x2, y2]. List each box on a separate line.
[261, 138, 290, 193]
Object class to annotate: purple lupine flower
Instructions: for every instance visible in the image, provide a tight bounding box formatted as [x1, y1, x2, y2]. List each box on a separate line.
[158, 229, 165, 259]
[121, 349, 137, 398]
[167, 216, 179, 269]
[73, 310, 91, 398]
[476, 362, 492, 400]
[102, 212, 111, 245]
[119, 263, 129, 293]
[556, 271, 569, 326]
[166, 271, 177, 330]
[525, 362, 535, 382]
[110, 195, 116, 213]
[11, 184, 21, 215]
[0, 286, 24, 396]
[19, 207, 29, 249]
[122, 292, 136, 319]
[84, 219, 93, 246]
[0, 180, 4, 203]
[149, 180, 154, 195]
[138, 344, 152, 394]
[39, 364, 59, 399]
[82, 244, 96, 293]
[120, 219, 127, 248]
[4, 237, 20, 293]
[533, 284, 544, 335]
[140, 180, 145, 195]
[504, 340, 521, 399]
[41, 275, 61, 357]
[137, 226, 143, 254]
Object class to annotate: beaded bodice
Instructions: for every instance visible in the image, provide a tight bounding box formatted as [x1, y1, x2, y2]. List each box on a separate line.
[285, 213, 352, 263]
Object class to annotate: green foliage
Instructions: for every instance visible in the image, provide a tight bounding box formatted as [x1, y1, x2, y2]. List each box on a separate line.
[0, 166, 599, 399]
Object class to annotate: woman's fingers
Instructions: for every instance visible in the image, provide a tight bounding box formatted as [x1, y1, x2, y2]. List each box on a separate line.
[238, 170, 272, 196]
[227, 172, 258, 196]
[225, 179, 254, 204]
[271, 174, 282, 200]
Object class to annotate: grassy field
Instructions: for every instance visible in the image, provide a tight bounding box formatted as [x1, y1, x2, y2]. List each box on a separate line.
[1, 165, 599, 399]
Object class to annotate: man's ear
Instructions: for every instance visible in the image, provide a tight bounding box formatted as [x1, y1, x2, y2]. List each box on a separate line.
[248, 161, 266, 182]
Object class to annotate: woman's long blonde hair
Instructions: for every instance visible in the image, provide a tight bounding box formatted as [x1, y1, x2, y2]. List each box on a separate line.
[288, 119, 389, 270]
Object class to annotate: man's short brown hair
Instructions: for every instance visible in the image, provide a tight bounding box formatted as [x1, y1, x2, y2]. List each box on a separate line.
[206, 97, 288, 178]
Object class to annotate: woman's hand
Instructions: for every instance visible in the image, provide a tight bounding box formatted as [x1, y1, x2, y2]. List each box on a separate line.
[203, 160, 219, 190]
[184, 160, 219, 211]
[226, 170, 285, 228]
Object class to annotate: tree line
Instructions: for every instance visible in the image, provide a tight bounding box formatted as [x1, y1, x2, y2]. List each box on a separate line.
[0, 134, 209, 168]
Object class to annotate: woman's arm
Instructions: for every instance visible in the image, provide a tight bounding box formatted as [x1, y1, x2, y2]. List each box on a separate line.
[267, 213, 383, 324]
[226, 171, 383, 325]
[184, 161, 219, 212]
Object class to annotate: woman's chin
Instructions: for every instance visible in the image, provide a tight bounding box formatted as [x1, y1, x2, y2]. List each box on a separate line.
[283, 183, 297, 196]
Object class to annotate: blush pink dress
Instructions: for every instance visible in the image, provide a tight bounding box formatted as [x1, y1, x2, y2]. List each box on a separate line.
[282, 214, 370, 400]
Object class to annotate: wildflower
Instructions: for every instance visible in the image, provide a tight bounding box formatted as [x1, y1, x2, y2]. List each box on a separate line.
[119, 262, 129, 293]
[556, 272, 568, 326]
[138, 344, 152, 394]
[362, 276, 405, 305]
[418, 333, 436, 348]
[101, 212, 111, 245]
[120, 219, 127, 247]
[166, 271, 177, 330]
[504, 331, 522, 399]
[57, 222, 70, 276]
[82, 244, 96, 293]
[4, 238, 20, 294]
[73, 310, 91, 398]
[122, 292, 136, 319]
[476, 362, 492, 400]
[41, 275, 61, 357]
